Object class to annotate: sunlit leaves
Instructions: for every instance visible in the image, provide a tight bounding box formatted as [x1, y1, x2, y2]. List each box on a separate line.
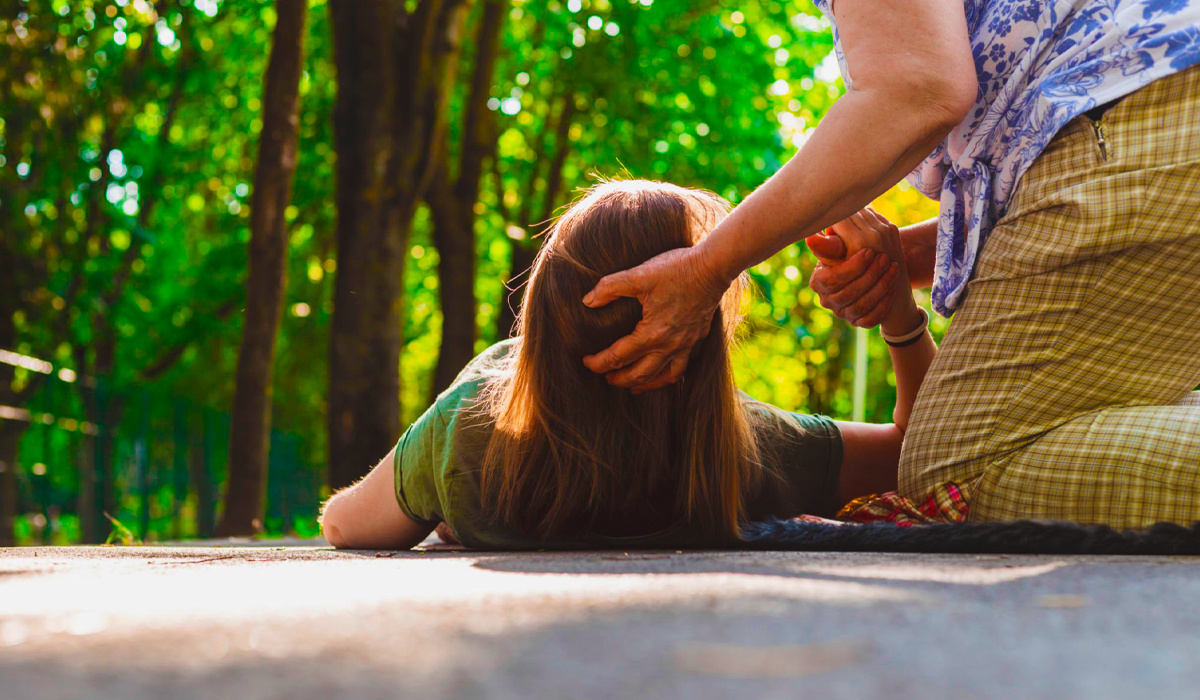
[8, 0, 947, 484]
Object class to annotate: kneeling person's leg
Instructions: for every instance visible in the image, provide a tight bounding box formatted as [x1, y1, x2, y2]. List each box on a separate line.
[901, 71, 1200, 519]
[972, 397, 1200, 527]
[902, 235, 1200, 521]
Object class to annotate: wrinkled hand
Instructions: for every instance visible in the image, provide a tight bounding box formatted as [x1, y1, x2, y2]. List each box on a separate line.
[807, 208, 910, 329]
[582, 246, 731, 392]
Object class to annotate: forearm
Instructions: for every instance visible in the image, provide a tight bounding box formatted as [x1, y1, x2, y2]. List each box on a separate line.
[900, 217, 939, 289]
[882, 304, 937, 433]
[835, 421, 902, 504]
[696, 88, 957, 283]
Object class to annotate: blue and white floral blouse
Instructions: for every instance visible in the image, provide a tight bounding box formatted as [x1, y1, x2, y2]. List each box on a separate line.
[812, 0, 1200, 315]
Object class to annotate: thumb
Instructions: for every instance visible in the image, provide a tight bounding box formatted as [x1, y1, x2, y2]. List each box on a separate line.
[583, 270, 637, 308]
[806, 231, 847, 264]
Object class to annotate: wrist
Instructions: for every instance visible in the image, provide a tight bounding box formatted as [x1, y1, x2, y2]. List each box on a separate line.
[900, 219, 937, 289]
[691, 238, 740, 293]
[880, 297, 923, 338]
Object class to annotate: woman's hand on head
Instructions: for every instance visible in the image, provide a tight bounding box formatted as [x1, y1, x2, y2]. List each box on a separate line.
[582, 246, 732, 392]
[808, 208, 917, 330]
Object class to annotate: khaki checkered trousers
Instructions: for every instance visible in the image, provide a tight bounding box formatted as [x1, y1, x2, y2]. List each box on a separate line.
[899, 64, 1200, 529]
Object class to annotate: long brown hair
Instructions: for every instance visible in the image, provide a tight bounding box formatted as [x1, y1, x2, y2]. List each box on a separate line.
[478, 180, 759, 541]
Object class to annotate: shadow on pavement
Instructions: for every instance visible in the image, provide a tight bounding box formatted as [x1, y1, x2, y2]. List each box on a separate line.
[466, 549, 1078, 587]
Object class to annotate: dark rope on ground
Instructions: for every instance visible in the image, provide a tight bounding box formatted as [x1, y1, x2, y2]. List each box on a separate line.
[739, 518, 1200, 555]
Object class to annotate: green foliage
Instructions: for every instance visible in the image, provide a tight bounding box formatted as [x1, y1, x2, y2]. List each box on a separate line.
[5, 0, 942, 543]
[103, 511, 137, 545]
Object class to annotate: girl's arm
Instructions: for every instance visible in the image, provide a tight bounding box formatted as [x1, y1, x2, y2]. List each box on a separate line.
[900, 218, 939, 290]
[320, 445, 434, 549]
[821, 209, 938, 502]
[834, 309, 936, 502]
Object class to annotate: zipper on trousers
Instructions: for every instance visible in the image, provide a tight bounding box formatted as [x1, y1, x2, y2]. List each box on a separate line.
[1091, 117, 1109, 161]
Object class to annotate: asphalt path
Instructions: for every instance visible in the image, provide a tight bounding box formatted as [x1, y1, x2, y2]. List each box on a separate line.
[2, 539, 1199, 699]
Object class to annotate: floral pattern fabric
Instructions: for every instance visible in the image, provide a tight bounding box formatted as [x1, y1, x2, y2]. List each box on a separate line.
[811, 0, 1200, 315]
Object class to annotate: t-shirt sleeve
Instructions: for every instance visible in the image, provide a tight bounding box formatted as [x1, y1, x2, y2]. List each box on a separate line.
[393, 402, 450, 527]
[789, 414, 844, 514]
[391, 339, 519, 534]
[745, 404, 844, 519]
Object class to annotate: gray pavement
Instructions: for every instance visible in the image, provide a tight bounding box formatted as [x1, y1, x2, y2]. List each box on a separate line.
[2, 540, 1199, 699]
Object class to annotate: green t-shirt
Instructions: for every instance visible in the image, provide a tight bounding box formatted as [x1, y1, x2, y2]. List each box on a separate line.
[394, 340, 843, 549]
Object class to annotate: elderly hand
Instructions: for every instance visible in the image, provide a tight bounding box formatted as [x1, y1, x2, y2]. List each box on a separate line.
[807, 208, 917, 332]
[582, 246, 732, 392]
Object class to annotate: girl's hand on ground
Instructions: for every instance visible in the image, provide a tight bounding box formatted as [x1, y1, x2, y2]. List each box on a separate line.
[582, 246, 731, 392]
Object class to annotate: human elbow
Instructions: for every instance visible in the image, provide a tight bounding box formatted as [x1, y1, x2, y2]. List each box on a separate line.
[866, 67, 977, 136]
[320, 495, 351, 549]
[923, 70, 978, 130]
[902, 62, 978, 133]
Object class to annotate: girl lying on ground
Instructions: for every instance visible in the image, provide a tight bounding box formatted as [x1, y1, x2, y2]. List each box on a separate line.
[319, 180, 933, 550]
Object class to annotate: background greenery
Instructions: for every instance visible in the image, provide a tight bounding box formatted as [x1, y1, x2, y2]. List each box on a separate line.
[1, 0, 941, 545]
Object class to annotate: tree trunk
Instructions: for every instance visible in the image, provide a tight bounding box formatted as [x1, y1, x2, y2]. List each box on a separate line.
[0, 422, 22, 547]
[495, 93, 575, 339]
[496, 241, 536, 339]
[75, 339, 124, 545]
[328, 0, 402, 490]
[217, 0, 307, 537]
[0, 194, 18, 546]
[328, 0, 471, 489]
[430, 192, 478, 394]
[428, 0, 508, 397]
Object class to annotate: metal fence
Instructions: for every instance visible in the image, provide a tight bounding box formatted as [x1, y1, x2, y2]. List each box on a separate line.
[9, 369, 323, 545]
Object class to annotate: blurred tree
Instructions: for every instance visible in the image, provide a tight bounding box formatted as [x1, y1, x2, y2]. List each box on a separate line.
[0, 0, 216, 541]
[426, 0, 509, 398]
[2, 0, 943, 543]
[218, 0, 307, 537]
[327, 0, 472, 490]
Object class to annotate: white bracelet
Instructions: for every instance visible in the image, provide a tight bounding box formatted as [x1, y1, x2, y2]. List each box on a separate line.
[880, 307, 929, 346]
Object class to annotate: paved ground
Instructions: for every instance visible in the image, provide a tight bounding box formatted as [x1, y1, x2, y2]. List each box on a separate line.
[2, 539, 1199, 700]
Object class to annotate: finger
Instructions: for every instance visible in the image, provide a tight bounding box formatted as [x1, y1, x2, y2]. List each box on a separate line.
[583, 331, 650, 374]
[583, 270, 637, 308]
[844, 209, 875, 236]
[805, 232, 847, 262]
[826, 217, 856, 239]
[808, 249, 875, 295]
[843, 263, 900, 324]
[826, 255, 891, 310]
[604, 352, 670, 389]
[631, 354, 689, 394]
[852, 290, 895, 329]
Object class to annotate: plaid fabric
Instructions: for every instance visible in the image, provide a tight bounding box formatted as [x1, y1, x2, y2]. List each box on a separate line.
[898, 65, 1200, 529]
[834, 478, 975, 527]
